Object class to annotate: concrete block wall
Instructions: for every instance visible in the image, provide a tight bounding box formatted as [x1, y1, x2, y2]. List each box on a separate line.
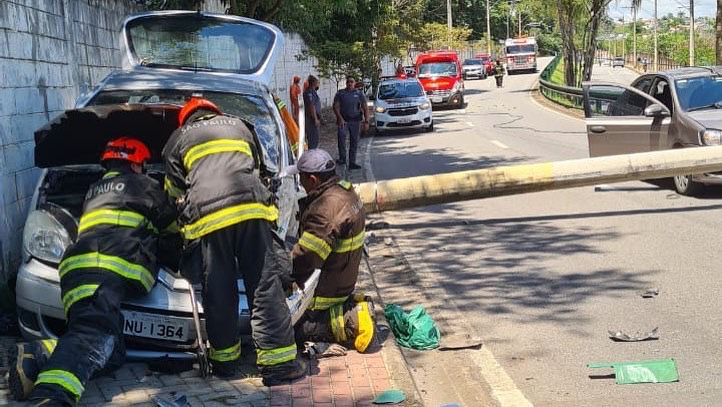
[0, 0, 371, 283]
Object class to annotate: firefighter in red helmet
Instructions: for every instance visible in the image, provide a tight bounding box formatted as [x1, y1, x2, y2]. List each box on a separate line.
[163, 97, 305, 384]
[9, 137, 177, 406]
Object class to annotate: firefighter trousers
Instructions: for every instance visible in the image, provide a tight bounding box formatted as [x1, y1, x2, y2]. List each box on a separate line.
[30, 272, 127, 406]
[198, 219, 297, 369]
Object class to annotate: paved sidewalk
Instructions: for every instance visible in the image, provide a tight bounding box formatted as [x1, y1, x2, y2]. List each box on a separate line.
[0, 114, 419, 407]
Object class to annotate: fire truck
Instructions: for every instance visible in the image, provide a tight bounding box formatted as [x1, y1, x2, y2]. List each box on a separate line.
[504, 37, 538, 74]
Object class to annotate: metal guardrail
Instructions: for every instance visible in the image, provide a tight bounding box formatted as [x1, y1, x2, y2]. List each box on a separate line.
[537, 55, 584, 109]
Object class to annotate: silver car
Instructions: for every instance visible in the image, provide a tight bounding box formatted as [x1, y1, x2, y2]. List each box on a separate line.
[16, 11, 302, 361]
[462, 58, 487, 80]
[583, 67, 722, 195]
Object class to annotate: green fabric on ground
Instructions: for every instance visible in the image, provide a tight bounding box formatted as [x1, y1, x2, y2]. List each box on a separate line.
[383, 304, 440, 350]
[588, 358, 679, 384]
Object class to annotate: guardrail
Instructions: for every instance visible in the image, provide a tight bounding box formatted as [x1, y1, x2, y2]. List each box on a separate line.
[538, 55, 584, 109]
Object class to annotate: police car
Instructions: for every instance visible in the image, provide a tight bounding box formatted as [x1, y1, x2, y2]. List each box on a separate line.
[372, 77, 434, 135]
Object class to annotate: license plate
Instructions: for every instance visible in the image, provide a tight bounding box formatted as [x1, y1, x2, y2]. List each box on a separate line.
[122, 310, 191, 342]
[431, 96, 443, 103]
[397, 118, 411, 124]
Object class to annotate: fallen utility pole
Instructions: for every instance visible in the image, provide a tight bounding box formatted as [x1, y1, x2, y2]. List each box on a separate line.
[356, 146, 722, 213]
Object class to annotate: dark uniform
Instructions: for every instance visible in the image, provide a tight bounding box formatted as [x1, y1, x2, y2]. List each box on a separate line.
[292, 176, 375, 352]
[162, 108, 299, 376]
[494, 62, 505, 88]
[28, 166, 176, 405]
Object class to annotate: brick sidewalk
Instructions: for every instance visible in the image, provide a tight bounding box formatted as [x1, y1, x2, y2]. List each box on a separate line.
[0, 115, 417, 407]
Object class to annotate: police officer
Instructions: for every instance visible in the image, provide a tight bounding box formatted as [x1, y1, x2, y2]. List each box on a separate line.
[163, 97, 305, 384]
[9, 137, 177, 406]
[290, 149, 375, 354]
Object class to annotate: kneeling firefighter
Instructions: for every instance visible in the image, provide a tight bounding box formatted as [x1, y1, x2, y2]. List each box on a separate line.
[9, 137, 177, 406]
[290, 149, 375, 354]
[162, 97, 305, 384]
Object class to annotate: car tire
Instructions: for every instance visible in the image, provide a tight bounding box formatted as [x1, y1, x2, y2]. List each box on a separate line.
[673, 174, 703, 196]
[425, 121, 434, 132]
[374, 127, 384, 137]
[456, 95, 464, 109]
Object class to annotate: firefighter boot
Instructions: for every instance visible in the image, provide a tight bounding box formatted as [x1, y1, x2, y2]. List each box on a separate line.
[260, 357, 308, 386]
[8, 341, 55, 400]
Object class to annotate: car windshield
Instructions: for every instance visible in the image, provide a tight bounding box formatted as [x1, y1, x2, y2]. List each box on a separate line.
[417, 62, 457, 78]
[675, 76, 722, 111]
[464, 59, 482, 65]
[126, 16, 274, 73]
[378, 81, 424, 100]
[506, 44, 536, 54]
[87, 90, 280, 173]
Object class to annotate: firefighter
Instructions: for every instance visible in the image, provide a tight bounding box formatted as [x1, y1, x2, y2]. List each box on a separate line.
[290, 149, 375, 354]
[9, 137, 177, 406]
[163, 97, 305, 384]
[494, 59, 505, 88]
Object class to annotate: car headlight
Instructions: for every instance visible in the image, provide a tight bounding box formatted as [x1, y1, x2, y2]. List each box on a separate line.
[375, 106, 386, 113]
[419, 102, 431, 110]
[701, 129, 722, 145]
[453, 81, 463, 91]
[23, 210, 72, 264]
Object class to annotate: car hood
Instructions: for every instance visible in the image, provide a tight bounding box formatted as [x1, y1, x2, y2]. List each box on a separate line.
[687, 109, 722, 129]
[377, 97, 427, 108]
[34, 104, 179, 168]
[462, 65, 482, 70]
[120, 11, 283, 86]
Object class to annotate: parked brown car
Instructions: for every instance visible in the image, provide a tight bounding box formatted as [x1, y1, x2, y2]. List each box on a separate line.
[582, 67, 722, 195]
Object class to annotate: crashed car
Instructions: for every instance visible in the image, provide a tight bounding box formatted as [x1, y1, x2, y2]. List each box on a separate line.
[16, 11, 305, 362]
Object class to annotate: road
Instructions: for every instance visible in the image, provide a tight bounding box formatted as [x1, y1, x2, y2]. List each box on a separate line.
[366, 58, 722, 406]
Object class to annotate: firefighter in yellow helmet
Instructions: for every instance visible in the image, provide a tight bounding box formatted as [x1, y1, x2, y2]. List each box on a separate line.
[290, 149, 376, 355]
[163, 97, 305, 384]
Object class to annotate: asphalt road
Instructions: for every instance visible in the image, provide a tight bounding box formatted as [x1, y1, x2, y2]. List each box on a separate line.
[368, 58, 722, 406]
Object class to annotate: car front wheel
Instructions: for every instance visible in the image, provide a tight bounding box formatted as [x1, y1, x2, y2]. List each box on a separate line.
[673, 174, 703, 196]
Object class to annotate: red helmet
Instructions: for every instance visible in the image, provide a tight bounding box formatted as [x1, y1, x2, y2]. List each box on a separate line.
[101, 137, 151, 165]
[178, 97, 222, 127]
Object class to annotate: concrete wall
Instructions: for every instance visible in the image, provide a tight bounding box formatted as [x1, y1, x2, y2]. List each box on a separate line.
[0, 0, 368, 282]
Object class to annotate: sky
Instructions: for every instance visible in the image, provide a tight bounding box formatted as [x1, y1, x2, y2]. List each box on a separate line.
[608, 0, 717, 20]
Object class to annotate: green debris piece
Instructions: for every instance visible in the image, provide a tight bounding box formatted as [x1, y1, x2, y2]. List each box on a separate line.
[384, 304, 440, 350]
[373, 389, 406, 404]
[588, 358, 679, 384]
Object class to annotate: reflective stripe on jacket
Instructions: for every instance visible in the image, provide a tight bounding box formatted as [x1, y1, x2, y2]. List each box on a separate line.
[162, 114, 277, 239]
[292, 176, 366, 299]
[60, 170, 177, 298]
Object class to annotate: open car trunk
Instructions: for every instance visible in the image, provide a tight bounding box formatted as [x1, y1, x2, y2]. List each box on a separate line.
[34, 103, 180, 168]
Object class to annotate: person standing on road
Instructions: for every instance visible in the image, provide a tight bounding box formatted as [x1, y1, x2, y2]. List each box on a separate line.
[163, 97, 305, 385]
[303, 75, 322, 149]
[494, 59, 505, 88]
[333, 76, 369, 170]
[288, 149, 375, 354]
[290, 75, 302, 125]
[10, 137, 178, 407]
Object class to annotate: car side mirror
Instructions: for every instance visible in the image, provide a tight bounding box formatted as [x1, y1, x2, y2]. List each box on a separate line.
[644, 104, 670, 118]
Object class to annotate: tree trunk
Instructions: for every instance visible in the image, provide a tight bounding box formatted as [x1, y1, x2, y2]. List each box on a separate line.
[717, 0, 722, 64]
[557, 0, 578, 87]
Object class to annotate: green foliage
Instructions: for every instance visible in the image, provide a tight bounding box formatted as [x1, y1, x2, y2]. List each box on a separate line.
[413, 22, 473, 51]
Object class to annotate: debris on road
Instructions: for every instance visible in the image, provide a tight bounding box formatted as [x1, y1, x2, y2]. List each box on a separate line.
[608, 327, 659, 342]
[153, 394, 189, 407]
[588, 358, 679, 384]
[384, 304, 441, 350]
[373, 389, 406, 404]
[641, 288, 660, 298]
[438, 333, 483, 351]
[367, 221, 391, 230]
[384, 237, 394, 246]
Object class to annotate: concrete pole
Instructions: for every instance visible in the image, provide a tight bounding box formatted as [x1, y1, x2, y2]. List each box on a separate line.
[447, 0, 453, 45]
[486, 0, 492, 54]
[633, 5, 637, 69]
[654, 0, 659, 71]
[690, 0, 695, 66]
[356, 146, 722, 214]
[518, 11, 522, 36]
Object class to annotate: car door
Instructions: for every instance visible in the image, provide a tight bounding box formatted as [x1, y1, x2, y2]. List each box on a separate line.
[582, 81, 671, 157]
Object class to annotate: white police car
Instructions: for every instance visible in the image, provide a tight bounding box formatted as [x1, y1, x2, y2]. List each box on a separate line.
[372, 78, 434, 135]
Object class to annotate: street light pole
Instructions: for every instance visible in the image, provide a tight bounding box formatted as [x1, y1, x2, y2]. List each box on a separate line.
[690, 0, 695, 66]
[447, 0, 453, 45]
[654, 0, 658, 71]
[486, 0, 492, 54]
[633, 5, 637, 69]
